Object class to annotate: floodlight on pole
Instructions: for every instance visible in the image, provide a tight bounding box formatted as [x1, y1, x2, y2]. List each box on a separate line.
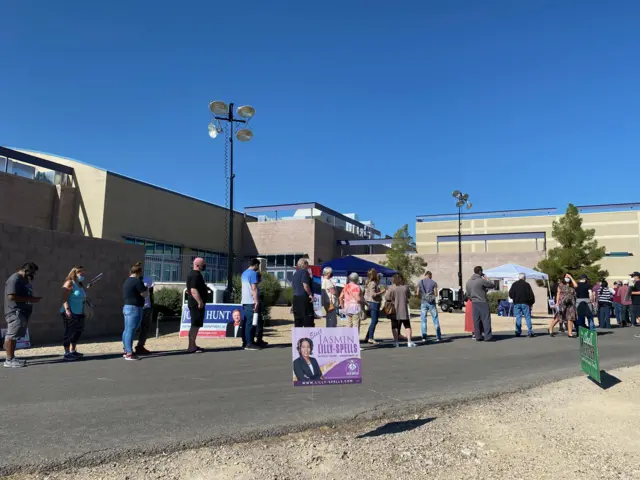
[452, 190, 471, 307]
[208, 99, 255, 302]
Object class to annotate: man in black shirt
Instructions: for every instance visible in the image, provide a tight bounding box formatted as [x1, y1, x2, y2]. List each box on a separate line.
[575, 274, 595, 331]
[630, 272, 640, 328]
[186, 257, 208, 353]
[292, 258, 314, 328]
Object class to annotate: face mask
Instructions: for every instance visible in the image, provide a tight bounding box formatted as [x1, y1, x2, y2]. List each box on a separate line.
[564, 277, 570, 283]
[77, 275, 85, 282]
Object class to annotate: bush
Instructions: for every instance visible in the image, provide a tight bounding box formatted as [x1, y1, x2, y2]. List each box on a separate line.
[408, 294, 422, 311]
[154, 288, 182, 316]
[488, 291, 508, 314]
[282, 286, 294, 306]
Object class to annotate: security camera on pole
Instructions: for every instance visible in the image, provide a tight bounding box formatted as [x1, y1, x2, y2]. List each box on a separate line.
[208, 101, 255, 303]
[452, 190, 472, 307]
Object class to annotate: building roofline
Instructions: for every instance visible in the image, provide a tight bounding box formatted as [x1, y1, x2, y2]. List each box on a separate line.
[245, 201, 382, 236]
[9, 147, 252, 218]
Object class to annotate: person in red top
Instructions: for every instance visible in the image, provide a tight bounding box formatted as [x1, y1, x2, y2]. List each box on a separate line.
[612, 281, 623, 326]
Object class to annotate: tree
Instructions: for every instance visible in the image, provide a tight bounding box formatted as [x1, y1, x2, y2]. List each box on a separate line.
[384, 225, 424, 285]
[536, 204, 607, 282]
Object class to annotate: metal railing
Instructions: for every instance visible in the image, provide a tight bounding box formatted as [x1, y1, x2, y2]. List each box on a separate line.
[143, 254, 228, 284]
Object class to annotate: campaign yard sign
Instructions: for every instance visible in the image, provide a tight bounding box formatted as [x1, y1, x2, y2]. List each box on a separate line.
[292, 327, 362, 387]
[579, 326, 601, 383]
[0, 328, 31, 349]
[179, 304, 244, 338]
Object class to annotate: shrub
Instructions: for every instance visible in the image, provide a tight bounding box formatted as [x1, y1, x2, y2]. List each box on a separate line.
[282, 286, 294, 306]
[408, 294, 422, 311]
[154, 287, 182, 316]
[488, 291, 508, 314]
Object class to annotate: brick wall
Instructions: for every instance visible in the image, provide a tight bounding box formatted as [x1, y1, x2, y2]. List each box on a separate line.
[358, 251, 550, 313]
[0, 222, 144, 345]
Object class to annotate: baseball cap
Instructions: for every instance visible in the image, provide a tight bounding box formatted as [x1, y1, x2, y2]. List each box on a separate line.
[578, 274, 588, 280]
[624, 280, 629, 285]
[630, 272, 640, 277]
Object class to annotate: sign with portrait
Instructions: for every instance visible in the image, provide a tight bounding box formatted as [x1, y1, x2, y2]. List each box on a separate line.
[0, 328, 31, 349]
[291, 327, 362, 387]
[179, 303, 244, 338]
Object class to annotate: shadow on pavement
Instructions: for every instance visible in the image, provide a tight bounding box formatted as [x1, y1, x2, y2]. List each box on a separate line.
[357, 417, 436, 438]
[591, 370, 622, 390]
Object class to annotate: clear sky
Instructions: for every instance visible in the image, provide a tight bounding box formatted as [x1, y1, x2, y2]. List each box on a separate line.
[2, 1, 639, 237]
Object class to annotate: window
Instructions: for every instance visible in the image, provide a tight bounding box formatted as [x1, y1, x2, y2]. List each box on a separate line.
[125, 237, 182, 282]
[0, 156, 6, 173]
[192, 249, 228, 284]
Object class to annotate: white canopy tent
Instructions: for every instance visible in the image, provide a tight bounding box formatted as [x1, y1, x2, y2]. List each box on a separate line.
[483, 263, 549, 281]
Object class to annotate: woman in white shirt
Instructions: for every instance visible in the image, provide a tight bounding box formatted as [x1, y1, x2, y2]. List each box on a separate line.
[321, 267, 338, 328]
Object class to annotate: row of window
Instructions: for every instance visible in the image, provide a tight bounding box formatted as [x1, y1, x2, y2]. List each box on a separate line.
[261, 254, 307, 268]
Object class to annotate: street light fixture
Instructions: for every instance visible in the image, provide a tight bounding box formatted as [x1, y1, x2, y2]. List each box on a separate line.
[452, 190, 472, 307]
[209, 100, 255, 302]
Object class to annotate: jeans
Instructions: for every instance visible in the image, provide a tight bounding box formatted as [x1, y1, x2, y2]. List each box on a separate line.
[365, 302, 380, 340]
[242, 304, 256, 347]
[621, 304, 632, 325]
[598, 304, 612, 329]
[122, 305, 143, 354]
[576, 301, 595, 331]
[420, 301, 441, 339]
[325, 308, 338, 328]
[513, 304, 533, 335]
[613, 302, 622, 325]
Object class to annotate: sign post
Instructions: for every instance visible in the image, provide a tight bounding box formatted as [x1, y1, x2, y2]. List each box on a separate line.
[579, 326, 601, 384]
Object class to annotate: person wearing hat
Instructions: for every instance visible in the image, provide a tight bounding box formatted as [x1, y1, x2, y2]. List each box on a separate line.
[575, 274, 595, 331]
[629, 272, 640, 327]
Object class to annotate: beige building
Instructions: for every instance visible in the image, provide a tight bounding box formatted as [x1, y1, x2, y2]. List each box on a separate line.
[416, 206, 640, 281]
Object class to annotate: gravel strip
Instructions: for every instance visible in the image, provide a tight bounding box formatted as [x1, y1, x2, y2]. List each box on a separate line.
[8, 365, 639, 480]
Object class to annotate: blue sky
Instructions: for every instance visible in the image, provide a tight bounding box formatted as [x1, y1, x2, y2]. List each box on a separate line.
[2, 1, 639, 237]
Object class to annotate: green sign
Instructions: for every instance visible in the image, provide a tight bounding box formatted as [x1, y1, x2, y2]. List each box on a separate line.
[579, 327, 600, 383]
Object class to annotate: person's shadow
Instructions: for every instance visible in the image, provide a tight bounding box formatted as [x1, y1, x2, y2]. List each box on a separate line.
[357, 417, 435, 438]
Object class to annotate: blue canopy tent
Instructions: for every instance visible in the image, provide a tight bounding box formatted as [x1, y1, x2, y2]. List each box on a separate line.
[321, 255, 397, 278]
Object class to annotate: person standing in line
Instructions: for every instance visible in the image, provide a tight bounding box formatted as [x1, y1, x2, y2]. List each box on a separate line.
[364, 269, 385, 344]
[417, 270, 441, 342]
[612, 281, 623, 327]
[339, 273, 364, 336]
[629, 272, 640, 331]
[4, 263, 41, 368]
[549, 273, 577, 337]
[509, 273, 536, 338]
[292, 258, 314, 328]
[254, 272, 268, 348]
[466, 266, 495, 342]
[385, 274, 416, 348]
[135, 269, 155, 355]
[619, 279, 632, 327]
[122, 263, 148, 361]
[240, 258, 261, 351]
[575, 274, 595, 331]
[321, 267, 338, 328]
[60, 266, 91, 361]
[185, 257, 208, 353]
[597, 280, 614, 329]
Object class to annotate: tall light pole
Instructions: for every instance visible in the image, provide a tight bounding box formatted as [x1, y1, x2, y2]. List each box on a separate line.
[209, 101, 255, 302]
[452, 190, 472, 305]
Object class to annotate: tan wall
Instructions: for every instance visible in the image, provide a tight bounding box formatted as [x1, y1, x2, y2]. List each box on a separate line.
[416, 210, 640, 281]
[358, 251, 549, 313]
[101, 173, 245, 256]
[0, 221, 144, 344]
[17, 150, 108, 237]
[0, 172, 57, 230]
[245, 219, 316, 260]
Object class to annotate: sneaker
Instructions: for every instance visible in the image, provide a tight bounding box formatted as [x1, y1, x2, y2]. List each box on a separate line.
[528, 333, 536, 338]
[435, 337, 442, 343]
[71, 350, 84, 358]
[394, 342, 400, 348]
[123, 353, 140, 361]
[515, 332, 522, 337]
[3, 358, 25, 368]
[634, 333, 640, 338]
[244, 344, 261, 351]
[422, 335, 428, 342]
[256, 340, 269, 347]
[63, 352, 77, 361]
[135, 345, 152, 355]
[407, 341, 417, 348]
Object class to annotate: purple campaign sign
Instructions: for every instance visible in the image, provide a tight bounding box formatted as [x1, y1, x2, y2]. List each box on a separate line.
[292, 327, 362, 387]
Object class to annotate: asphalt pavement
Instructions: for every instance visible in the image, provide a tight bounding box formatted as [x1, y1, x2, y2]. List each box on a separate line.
[1, 327, 640, 475]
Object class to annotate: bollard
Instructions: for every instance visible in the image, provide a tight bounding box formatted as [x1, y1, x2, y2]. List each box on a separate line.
[156, 312, 163, 339]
